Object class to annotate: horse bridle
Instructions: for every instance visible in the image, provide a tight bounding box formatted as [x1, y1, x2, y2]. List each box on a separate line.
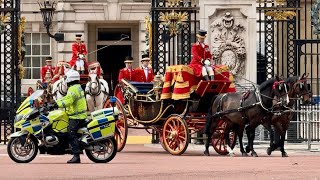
[52, 80, 67, 98]
[87, 76, 102, 96]
[290, 79, 311, 99]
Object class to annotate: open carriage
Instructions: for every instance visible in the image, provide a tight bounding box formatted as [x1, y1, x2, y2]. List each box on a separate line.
[104, 64, 237, 155]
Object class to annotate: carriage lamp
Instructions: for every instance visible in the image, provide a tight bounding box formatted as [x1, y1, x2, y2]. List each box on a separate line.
[38, 0, 64, 42]
[153, 73, 164, 101]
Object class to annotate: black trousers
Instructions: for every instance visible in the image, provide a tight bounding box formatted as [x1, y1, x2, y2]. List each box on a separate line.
[68, 119, 84, 155]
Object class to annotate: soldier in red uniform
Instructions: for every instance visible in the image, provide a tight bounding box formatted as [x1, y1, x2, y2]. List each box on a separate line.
[41, 57, 54, 83]
[118, 56, 139, 82]
[136, 54, 154, 82]
[70, 34, 88, 73]
[189, 30, 214, 81]
[52, 60, 71, 83]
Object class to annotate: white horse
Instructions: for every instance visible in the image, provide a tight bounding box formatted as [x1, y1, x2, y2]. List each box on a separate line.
[52, 78, 68, 101]
[85, 73, 109, 112]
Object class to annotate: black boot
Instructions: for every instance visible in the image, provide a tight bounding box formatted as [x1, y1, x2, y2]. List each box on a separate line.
[203, 75, 209, 81]
[210, 75, 214, 81]
[67, 154, 81, 163]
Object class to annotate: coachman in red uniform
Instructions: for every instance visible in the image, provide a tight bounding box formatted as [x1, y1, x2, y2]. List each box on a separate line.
[117, 56, 139, 104]
[70, 34, 88, 70]
[136, 54, 154, 82]
[41, 57, 55, 83]
[189, 30, 214, 81]
[118, 56, 139, 82]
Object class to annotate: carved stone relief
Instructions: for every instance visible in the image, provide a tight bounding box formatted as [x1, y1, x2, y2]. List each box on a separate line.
[210, 12, 246, 79]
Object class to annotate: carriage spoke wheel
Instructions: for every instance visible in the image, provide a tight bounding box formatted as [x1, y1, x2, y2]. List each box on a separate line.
[163, 115, 189, 155]
[211, 119, 237, 155]
[104, 97, 128, 152]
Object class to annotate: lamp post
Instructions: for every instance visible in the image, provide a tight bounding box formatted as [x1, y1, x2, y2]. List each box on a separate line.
[38, 0, 64, 42]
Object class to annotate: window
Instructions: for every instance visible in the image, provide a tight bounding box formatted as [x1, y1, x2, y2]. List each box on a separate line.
[23, 33, 51, 79]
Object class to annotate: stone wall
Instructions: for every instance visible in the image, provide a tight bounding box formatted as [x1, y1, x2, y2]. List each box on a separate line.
[199, 0, 256, 83]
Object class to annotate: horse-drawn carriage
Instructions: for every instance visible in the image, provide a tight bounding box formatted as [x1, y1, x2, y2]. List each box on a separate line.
[104, 64, 239, 155]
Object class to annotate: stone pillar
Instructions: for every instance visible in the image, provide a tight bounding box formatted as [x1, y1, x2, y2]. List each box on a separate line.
[199, 0, 256, 84]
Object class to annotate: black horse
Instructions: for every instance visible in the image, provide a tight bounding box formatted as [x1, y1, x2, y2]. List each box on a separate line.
[204, 77, 289, 156]
[266, 73, 311, 157]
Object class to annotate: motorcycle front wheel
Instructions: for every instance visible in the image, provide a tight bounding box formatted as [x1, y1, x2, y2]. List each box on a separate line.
[7, 137, 38, 163]
[85, 137, 117, 163]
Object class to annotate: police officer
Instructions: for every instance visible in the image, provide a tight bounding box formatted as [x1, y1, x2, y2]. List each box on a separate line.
[51, 69, 87, 163]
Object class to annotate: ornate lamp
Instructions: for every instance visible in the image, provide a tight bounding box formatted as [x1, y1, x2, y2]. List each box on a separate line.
[38, 0, 64, 42]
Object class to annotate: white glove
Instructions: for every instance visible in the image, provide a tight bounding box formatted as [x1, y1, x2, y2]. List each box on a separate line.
[78, 54, 84, 59]
[204, 59, 211, 66]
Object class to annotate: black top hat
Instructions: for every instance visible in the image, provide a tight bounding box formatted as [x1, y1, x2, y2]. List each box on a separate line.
[45, 56, 52, 61]
[124, 56, 134, 63]
[75, 34, 82, 38]
[196, 30, 207, 38]
[141, 54, 150, 61]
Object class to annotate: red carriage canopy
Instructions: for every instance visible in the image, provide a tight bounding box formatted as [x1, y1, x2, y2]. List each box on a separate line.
[161, 65, 236, 100]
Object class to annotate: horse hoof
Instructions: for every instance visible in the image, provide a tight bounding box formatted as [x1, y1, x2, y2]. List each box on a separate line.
[229, 153, 236, 157]
[242, 152, 248, 157]
[282, 152, 288, 157]
[204, 150, 210, 156]
[245, 145, 250, 153]
[267, 147, 272, 156]
[251, 152, 258, 157]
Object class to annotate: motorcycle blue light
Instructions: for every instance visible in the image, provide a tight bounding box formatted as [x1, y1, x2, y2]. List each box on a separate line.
[110, 97, 116, 103]
[29, 99, 34, 106]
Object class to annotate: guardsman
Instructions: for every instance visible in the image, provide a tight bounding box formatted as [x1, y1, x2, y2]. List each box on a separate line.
[118, 56, 138, 82]
[41, 57, 54, 83]
[70, 34, 88, 73]
[52, 60, 71, 83]
[51, 70, 87, 163]
[189, 30, 214, 81]
[136, 54, 154, 82]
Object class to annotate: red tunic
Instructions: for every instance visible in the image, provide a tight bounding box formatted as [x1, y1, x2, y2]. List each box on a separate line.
[41, 65, 54, 82]
[70, 42, 88, 68]
[118, 68, 139, 82]
[189, 42, 212, 77]
[135, 67, 154, 82]
[52, 65, 65, 83]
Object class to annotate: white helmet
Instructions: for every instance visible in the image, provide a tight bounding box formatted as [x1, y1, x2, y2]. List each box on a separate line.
[65, 69, 80, 83]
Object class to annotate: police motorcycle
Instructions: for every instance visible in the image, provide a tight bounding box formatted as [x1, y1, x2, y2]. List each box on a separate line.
[7, 89, 119, 163]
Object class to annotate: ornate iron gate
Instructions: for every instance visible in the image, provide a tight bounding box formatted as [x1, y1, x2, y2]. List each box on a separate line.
[150, 0, 198, 75]
[0, 0, 21, 144]
[257, 0, 320, 142]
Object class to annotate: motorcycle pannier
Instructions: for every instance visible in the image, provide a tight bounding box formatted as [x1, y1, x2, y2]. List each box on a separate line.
[87, 107, 119, 140]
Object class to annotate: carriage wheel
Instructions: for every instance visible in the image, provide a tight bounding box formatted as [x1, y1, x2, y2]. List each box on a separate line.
[163, 115, 189, 155]
[211, 119, 237, 155]
[104, 97, 128, 152]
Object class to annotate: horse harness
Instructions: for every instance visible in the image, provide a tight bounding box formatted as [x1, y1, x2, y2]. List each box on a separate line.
[52, 80, 67, 97]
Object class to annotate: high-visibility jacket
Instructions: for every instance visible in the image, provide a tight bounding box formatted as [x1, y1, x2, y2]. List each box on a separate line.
[56, 84, 87, 120]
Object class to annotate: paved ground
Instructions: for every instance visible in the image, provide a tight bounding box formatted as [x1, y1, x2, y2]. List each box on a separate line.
[1, 143, 320, 180]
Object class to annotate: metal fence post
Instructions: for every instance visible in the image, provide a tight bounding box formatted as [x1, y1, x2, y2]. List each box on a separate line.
[308, 111, 312, 150]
